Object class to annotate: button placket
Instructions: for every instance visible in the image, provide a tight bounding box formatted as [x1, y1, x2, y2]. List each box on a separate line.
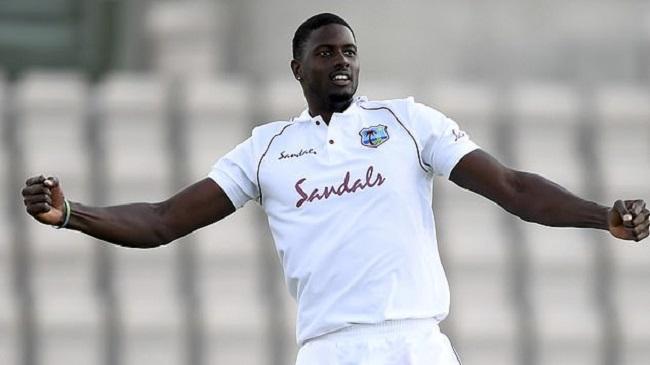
[326, 115, 338, 148]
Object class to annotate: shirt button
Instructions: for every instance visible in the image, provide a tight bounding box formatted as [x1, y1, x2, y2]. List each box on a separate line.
[315, 121, 320, 125]
[329, 139, 334, 144]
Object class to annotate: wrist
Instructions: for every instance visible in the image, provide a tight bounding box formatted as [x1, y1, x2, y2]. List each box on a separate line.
[602, 205, 614, 231]
[55, 199, 72, 229]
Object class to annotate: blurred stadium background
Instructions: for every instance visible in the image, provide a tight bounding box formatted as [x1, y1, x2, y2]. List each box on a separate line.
[0, 0, 649, 364]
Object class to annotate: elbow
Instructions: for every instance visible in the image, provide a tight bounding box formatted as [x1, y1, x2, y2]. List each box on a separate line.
[124, 230, 173, 249]
[516, 211, 537, 224]
[500, 201, 537, 224]
[501, 170, 553, 225]
[151, 199, 195, 247]
[147, 202, 181, 248]
[499, 170, 536, 222]
[132, 226, 176, 249]
[151, 230, 176, 247]
[157, 222, 185, 246]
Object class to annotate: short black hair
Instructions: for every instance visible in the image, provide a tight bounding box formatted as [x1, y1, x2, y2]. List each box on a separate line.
[292, 13, 355, 60]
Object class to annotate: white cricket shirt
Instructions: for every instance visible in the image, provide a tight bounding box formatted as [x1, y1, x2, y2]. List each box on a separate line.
[208, 96, 479, 345]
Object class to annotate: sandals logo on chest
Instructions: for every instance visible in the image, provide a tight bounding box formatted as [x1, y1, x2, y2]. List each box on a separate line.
[278, 148, 318, 160]
[359, 125, 389, 148]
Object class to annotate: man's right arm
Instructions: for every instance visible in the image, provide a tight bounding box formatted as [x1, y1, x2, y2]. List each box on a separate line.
[22, 175, 236, 248]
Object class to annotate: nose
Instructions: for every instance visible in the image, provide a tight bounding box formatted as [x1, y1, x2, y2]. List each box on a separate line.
[333, 50, 350, 68]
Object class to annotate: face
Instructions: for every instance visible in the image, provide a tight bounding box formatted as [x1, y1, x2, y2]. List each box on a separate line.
[292, 24, 360, 106]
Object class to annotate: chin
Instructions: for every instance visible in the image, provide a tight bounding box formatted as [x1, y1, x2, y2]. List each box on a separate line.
[328, 88, 356, 103]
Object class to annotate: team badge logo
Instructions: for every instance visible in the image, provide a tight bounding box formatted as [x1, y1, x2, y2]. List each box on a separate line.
[359, 125, 389, 148]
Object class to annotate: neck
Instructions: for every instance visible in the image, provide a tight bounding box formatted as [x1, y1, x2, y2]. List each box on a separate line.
[307, 96, 354, 124]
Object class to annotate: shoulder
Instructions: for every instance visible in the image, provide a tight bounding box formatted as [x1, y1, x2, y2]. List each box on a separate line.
[249, 120, 298, 143]
[359, 97, 447, 126]
[246, 120, 309, 154]
[251, 120, 294, 137]
[358, 96, 414, 114]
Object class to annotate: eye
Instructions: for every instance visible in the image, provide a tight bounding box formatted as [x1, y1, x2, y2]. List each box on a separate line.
[344, 49, 357, 56]
[318, 50, 332, 57]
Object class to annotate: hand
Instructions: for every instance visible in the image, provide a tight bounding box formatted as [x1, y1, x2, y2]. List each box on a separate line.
[608, 199, 649, 242]
[21, 175, 66, 226]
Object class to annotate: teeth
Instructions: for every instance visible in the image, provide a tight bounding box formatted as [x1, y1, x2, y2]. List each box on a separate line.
[333, 75, 349, 80]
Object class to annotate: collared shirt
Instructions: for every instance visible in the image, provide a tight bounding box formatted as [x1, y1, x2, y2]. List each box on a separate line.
[209, 96, 479, 345]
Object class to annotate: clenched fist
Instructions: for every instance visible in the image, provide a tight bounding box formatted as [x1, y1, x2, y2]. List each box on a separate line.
[22, 175, 66, 227]
[608, 199, 650, 242]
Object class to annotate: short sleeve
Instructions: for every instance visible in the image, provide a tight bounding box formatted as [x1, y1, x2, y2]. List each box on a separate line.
[208, 137, 259, 208]
[410, 101, 480, 178]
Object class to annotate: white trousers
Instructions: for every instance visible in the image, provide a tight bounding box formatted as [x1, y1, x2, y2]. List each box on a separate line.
[295, 319, 462, 365]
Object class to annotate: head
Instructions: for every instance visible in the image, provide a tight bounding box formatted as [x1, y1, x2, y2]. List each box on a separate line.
[291, 13, 359, 111]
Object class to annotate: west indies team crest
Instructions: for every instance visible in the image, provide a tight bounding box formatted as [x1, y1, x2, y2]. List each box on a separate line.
[359, 125, 389, 148]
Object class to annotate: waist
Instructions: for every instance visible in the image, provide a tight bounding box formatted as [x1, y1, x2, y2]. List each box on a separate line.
[303, 317, 440, 346]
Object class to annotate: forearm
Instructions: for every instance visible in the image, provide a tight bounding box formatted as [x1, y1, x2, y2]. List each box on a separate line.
[504, 171, 609, 230]
[66, 201, 178, 248]
[23, 178, 233, 247]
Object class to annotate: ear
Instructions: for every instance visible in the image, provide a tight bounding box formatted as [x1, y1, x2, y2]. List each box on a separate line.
[290, 59, 303, 81]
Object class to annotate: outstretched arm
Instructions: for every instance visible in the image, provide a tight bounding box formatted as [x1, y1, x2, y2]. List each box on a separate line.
[449, 149, 649, 242]
[22, 175, 236, 248]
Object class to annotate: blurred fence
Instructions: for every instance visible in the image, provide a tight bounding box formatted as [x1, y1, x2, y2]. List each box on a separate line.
[1, 72, 649, 365]
[1, 1, 650, 365]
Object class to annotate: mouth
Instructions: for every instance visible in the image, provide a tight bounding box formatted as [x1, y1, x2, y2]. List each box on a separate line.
[330, 72, 352, 86]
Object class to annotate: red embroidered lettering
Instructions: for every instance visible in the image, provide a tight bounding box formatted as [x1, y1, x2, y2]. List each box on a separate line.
[351, 178, 364, 192]
[336, 172, 351, 195]
[293, 166, 386, 208]
[295, 178, 308, 208]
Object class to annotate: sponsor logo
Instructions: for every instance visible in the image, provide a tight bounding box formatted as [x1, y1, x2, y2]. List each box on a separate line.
[452, 129, 466, 142]
[278, 148, 317, 160]
[294, 165, 386, 208]
[359, 125, 389, 148]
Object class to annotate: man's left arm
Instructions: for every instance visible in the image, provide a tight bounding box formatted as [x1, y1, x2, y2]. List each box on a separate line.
[449, 149, 649, 242]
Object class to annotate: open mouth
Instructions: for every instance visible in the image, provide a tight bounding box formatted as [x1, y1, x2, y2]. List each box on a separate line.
[330, 72, 351, 86]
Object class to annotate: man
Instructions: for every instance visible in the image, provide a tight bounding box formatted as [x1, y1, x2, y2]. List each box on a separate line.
[22, 13, 649, 365]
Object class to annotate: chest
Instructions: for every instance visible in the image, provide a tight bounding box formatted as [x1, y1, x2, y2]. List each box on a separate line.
[258, 113, 428, 210]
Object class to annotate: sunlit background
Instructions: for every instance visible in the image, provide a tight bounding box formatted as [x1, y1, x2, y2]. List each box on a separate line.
[1, 1, 649, 364]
